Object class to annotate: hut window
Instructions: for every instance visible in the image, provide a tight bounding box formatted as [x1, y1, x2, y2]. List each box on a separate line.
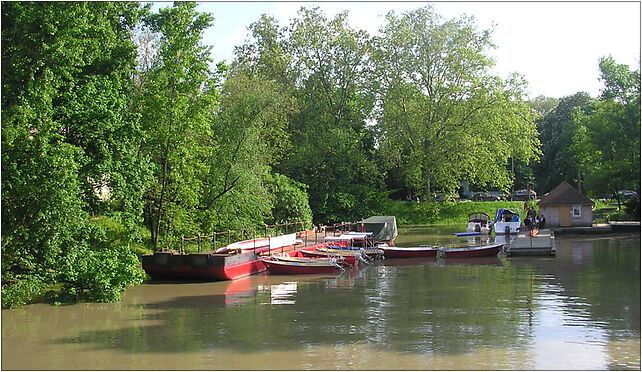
[572, 205, 582, 217]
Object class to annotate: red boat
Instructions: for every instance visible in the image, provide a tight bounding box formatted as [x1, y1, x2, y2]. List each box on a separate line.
[142, 233, 300, 281]
[440, 243, 503, 258]
[141, 250, 266, 281]
[381, 246, 440, 258]
[261, 256, 344, 275]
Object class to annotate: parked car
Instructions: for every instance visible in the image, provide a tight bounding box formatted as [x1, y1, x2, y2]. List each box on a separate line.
[508, 189, 537, 201]
[617, 190, 638, 200]
[472, 192, 501, 201]
[489, 191, 508, 201]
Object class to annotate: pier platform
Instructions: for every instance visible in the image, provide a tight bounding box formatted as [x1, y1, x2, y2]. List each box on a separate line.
[506, 229, 556, 256]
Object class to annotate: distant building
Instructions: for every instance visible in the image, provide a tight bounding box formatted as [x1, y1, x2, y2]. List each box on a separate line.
[538, 181, 594, 227]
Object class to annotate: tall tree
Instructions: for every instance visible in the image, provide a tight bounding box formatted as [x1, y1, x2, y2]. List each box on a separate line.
[1, 1, 146, 306]
[372, 6, 540, 198]
[533, 92, 595, 194]
[137, 2, 217, 250]
[234, 7, 383, 223]
[283, 8, 382, 223]
[572, 57, 640, 203]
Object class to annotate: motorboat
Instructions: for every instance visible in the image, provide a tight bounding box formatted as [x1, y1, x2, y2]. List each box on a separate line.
[493, 208, 522, 234]
[466, 212, 492, 234]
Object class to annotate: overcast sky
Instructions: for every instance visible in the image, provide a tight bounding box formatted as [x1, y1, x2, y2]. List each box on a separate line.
[171, 1, 641, 99]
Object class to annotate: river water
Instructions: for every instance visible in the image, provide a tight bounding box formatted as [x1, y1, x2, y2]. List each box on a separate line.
[2, 226, 640, 370]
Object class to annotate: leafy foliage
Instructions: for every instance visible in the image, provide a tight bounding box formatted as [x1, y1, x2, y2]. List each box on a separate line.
[267, 173, 313, 226]
[1, 2, 147, 308]
[572, 57, 640, 202]
[372, 6, 540, 199]
[533, 92, 595, 193]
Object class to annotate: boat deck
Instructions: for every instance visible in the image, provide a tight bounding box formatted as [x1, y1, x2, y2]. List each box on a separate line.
[506, 229, 556, 256]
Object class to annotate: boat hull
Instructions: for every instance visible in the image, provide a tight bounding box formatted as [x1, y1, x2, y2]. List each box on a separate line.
[441, 243, 503, 258]
[494, 222, 521, 234]
[261, 258, 342, 275]
[141, 251, 265, 281]
[382, 247, 439, 258]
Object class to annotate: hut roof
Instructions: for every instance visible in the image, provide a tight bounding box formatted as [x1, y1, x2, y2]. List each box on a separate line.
[538, 181, 594, 207]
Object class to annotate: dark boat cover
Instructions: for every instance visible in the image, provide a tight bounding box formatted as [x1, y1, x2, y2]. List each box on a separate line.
[358, 216, 398, 243]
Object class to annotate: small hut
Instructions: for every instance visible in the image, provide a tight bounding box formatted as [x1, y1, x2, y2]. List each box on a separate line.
[538, 181, 594, 227]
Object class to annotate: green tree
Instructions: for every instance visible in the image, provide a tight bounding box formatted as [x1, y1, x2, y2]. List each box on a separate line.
[1, 2, 146, 307]
[533, 92, 595, 194]
[572, 57, 640, 205]
[372, 6, 540, 199]
[198, 71, 296, 232]
[234, 7, 383, 223]
[137, 2, 217, 249]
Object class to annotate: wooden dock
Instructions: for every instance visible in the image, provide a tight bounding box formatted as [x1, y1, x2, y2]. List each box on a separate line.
[506, 229, 556, 256]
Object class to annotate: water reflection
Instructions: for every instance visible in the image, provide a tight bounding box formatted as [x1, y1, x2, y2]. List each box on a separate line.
[1, 228, 639, 370]
[260, 282, 298, 305]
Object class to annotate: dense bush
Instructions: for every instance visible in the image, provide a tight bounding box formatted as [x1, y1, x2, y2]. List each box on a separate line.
[269, 173, 314, 226]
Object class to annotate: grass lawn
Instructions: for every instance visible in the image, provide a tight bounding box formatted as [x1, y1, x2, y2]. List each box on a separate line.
[381, 200, 531, 226]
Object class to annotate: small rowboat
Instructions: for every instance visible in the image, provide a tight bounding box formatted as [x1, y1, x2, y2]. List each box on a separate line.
[270, 250, 352, 266]
[321, 246, 384, 259]
[298, 248, 361, 266]
[381, 246, 440, 258]
[439, 243, 503, 258]
[261, 256, 344, 275]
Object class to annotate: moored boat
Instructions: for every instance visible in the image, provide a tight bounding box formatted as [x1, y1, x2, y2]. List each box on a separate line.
[493, 209, 522, 235]
[142, 232, 301, 281]
[141, 250, 266, 281]
[466, 212, 492, 234]
[298, 248, 361, 265]
[261, 256, 344, 275]
[322, 233, 385, 259]
[269, 249, 354, 267]
[439, 243, 503, 258]
[381, 245, 440, 258]
[214, 233, 300, 255]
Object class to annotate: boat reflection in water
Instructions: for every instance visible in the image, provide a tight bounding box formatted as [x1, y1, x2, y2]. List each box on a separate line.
[260, 282, 299, 305]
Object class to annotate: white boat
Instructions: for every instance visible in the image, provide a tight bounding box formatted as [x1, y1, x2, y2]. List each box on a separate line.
[465, 212, 492, 234]
[493, 209, 521, 235]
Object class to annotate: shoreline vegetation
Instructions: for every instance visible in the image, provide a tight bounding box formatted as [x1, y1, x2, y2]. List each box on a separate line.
[2, 2, 639, 309]
[5, 198, 635, 310]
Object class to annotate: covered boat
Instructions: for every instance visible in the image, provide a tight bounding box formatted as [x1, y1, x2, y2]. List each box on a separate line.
[356, 216, 398, 245]
[493, 209, 522, 235]
[439, 243, 503, 258]
[466, 212, 492, 234]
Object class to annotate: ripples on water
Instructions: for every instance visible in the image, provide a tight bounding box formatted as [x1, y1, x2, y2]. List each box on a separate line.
[1, 229, 640, 370]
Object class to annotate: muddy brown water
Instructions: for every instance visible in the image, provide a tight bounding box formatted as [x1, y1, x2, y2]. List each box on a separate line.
[2, 225, 640, 370]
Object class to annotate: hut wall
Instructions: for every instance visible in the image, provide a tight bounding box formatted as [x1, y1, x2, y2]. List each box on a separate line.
[540, 206, 560, 227]
[540, 205, 593, 227]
